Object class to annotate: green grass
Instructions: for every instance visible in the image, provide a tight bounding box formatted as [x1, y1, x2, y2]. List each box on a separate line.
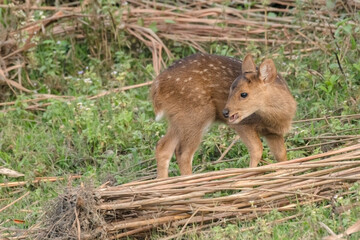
[1, 2, 360, 239]
[199, 201, 360, 240]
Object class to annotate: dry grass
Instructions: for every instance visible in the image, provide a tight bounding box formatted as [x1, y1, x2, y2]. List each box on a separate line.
[18, 142, 357, 239]
[1, 0, 359, 101]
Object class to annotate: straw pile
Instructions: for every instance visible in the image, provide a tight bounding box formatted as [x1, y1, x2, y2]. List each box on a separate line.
[37, 143, 360, 239]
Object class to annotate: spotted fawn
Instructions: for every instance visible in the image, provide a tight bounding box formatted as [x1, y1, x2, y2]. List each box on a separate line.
[151, 53, 296, 178]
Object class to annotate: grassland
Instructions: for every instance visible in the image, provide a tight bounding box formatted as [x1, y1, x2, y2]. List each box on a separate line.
[1, 1, 360, 239]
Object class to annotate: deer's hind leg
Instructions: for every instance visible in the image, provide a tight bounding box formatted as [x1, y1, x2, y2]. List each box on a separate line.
[156, 126, 179, 179]
[174, 130, 203, 176]
[174, 109, 214, 176]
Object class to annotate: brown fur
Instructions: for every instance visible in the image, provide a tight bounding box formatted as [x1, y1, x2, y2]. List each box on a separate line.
[151, 53, 296, 178]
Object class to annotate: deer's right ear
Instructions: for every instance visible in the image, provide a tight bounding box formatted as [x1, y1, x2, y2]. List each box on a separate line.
[242, 54, 257, 73]
[259, 59, 277, 83]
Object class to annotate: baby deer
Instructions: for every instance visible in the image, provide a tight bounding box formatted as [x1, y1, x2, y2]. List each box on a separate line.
[151, 53, 296, 178]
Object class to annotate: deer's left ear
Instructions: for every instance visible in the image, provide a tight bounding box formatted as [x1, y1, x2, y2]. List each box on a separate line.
[259, 59, 277, 83]
[242, 54, 257, 73]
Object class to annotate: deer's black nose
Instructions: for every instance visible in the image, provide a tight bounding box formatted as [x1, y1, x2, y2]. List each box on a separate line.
[222, 108, 229, 118]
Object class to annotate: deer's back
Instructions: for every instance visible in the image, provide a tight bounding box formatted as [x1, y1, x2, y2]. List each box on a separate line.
[151, 53, 242, 121]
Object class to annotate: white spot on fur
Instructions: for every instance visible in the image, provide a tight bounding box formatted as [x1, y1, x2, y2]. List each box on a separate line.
[176, 78, 180, 81]
[155, 111, 164, 121]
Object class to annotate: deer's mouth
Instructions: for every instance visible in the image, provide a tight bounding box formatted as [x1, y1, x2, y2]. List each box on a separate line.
[229, 113, 239, 123]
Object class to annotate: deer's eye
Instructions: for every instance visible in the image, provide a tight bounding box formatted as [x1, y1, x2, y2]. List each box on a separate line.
[240, 92, 248, 98]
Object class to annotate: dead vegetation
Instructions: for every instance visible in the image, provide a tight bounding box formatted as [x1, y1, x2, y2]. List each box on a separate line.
[12, 142, 355, 239]
[37, 185, 108, 240]
[1, 0, 359, 107]
[2, 124, 359, 239]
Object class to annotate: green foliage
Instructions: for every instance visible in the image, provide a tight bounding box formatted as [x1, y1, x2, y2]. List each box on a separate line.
[191, 187, 360, 239]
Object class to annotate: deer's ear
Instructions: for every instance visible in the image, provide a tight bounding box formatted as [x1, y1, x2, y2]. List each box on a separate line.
[242, 54, 256, 73]
[259, 59, 277, 83]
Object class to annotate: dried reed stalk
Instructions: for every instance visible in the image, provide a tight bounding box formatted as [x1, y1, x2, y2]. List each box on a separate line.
[0, 81, 153, 112]
[0, 192, 30, 213]
[0, 175, 81, 188]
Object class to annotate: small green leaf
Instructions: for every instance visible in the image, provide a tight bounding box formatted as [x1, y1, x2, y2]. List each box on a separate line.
[164, 19, 176, 24]
[319, 85, 328, 93]
[268, 12, 277, 18]
[328, 84, 333, 92]
[329, 75, 339, 84]
[148, 22, 158, 33]
[43, 40, 54, 44]
[343, 24, 352, 35]
[137, 18, 144, 27]
[326, 0, 335, 10]
[329, 63, 338, 70]
[353, 61, 360, 72]
[39, 65, 47, 73]
[350, 35, 357, 50]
